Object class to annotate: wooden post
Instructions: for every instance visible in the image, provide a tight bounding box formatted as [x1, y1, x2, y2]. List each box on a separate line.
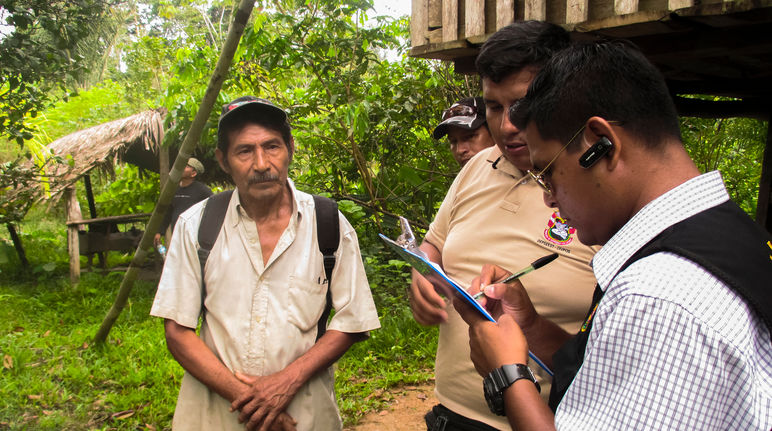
[615, 0, 639, 15]
[496, 0, 515, 29]
[412, 0, 428, 47]
[756, 119, 772, 234]
[5, 223, 29, 268]
[429, 0, 442, 28]
[566, 0, 589, 23]
[524, 0, 546, 20]
[65, 187, 82, 285]
[83, 175, 97, 218]
[159, 137, 170, 189]
[443, 0, 459, 42]
[668, 0, 692, 10]
[465, 0, 485, 38]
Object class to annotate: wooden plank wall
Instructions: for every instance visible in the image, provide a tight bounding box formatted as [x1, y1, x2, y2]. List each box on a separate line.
[411, 0, 696, 47]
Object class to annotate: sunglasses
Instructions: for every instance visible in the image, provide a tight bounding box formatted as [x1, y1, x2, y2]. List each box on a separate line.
[442, 103, 477, 120]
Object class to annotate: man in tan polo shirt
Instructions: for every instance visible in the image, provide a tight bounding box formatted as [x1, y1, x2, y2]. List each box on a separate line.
[409, 21, 598, 431]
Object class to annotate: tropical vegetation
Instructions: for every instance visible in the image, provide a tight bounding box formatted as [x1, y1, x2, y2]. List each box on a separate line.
[0, 0, 767, 429]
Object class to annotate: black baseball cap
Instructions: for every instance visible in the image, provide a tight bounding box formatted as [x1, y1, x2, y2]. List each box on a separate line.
[432, 97, 487, 140]
[217, 96, 291, 150]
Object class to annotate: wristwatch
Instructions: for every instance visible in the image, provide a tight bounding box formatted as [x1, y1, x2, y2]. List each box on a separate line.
[483, 364, 540, 416]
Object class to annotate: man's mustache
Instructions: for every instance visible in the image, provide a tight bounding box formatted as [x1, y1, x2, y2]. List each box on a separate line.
[247, 172, 280, 185]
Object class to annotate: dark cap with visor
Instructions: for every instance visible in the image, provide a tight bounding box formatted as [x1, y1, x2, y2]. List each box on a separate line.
[217, 96, 290, 150]
[432, 97, 487, 140]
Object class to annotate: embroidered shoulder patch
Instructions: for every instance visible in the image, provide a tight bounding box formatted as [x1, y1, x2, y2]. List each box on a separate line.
[543, 211, 576, 245]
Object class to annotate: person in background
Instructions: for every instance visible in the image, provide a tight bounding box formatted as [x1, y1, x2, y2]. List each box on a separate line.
[433, 97, 494, 167]
[150, 96, 380, 430]
[409, 21, 598, 431]
[154, 157, 212, 250]
[456, 40, 772, 430]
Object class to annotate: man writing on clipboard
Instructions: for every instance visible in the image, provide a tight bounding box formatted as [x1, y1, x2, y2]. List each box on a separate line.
[408, 21, 598, 431]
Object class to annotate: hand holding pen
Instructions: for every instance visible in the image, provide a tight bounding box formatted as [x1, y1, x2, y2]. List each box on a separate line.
[473, 253, 559, 301]
[465, 255, 560, 376]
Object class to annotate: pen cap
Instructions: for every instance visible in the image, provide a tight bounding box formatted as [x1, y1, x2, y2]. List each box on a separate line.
[532, 253, 558, 269]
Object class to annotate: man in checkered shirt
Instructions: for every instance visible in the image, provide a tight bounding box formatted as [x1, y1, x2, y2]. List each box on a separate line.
[456, 41, 772, 430]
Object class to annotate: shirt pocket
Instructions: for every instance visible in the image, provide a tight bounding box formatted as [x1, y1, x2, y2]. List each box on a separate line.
[286, 275, 328, 332]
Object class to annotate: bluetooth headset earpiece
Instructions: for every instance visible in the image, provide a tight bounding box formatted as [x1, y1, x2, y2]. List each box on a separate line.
[578, 136, 613, 168]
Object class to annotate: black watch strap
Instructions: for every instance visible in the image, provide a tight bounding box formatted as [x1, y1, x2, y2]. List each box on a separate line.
[484, 364, 540, 416]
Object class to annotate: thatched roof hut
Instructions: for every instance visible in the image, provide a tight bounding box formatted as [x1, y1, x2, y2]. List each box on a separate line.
[44, 108, 167, 199]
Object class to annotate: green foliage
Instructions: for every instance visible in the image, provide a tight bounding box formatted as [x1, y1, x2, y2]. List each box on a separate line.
[0, 206, 70, 279]
[93, 165, 160, 215]
[681, 115, 767, 217]
[0, 154, 66, 225]
[219, 1, 472, 233]
[336, 303, 437, 424]
[0, 219, 437, 428]
[26, 81, 137, 145]
[0, 274, 180, 429]
[0, 0, 109, 146]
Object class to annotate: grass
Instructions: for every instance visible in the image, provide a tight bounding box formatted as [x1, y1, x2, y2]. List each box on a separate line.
[0, 218, 438, 429]
[0, 274, 181, 430]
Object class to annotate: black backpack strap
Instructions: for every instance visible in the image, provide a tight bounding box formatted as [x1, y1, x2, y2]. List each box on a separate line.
[313, 195, 340, 341]
[197, 190, 234, 280]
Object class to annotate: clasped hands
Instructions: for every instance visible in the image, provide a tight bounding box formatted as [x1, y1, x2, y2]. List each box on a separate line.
[230, 370, 300, 431]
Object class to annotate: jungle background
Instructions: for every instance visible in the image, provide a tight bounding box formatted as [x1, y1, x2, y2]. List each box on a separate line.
[0, 0, 767, 429]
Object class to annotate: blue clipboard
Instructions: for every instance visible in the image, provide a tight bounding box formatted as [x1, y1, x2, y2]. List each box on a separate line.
[379, 233, 495, 322]
[379, 232, 554, 376]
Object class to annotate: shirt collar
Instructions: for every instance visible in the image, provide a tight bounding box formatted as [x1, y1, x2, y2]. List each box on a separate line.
[485, 146, 527, 180]
[230, 178, 301, 227]
[593, 171, 729, 290]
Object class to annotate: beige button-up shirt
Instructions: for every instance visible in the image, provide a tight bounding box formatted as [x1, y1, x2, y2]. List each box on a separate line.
[426, 146, 598, 429]
[151, 181, 380, 430]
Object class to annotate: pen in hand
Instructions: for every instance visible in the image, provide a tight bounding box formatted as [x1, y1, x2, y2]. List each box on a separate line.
[472, 253, 559, 301]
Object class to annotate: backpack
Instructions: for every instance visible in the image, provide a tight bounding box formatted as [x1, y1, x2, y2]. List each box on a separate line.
[196, 190, 340, 340]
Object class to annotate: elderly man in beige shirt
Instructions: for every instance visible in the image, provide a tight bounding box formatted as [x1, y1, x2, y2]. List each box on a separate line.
[151, 96, 380, 431]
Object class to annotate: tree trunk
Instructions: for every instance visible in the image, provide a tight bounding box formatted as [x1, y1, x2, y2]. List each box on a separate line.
[93, 0, 256, 344]
[5, 223, 29, 268]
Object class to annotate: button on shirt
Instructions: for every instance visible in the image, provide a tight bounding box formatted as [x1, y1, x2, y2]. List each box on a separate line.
[150, 182, 381, 430]
[556, 171, 772, 430]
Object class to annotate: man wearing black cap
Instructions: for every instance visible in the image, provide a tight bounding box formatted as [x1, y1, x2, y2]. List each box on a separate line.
[154, 157, 212, 251]
[433, 97, 494, 167]
[409, 22, 598, 431]
[151, 96, 380, 430]
[455, 40, 772, 431]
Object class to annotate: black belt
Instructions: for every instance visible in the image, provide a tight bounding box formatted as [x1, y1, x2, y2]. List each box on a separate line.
[424, 404, 501, 431]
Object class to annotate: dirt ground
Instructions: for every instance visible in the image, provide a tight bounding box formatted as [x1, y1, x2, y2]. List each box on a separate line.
[345, 383, 437, 431]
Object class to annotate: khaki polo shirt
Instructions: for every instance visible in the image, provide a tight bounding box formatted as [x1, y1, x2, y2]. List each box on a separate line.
[426, 146, 598, 430]
[151, 182, 380, 430]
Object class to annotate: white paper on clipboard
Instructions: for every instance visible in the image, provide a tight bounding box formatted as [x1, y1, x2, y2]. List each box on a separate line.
[379, 233, 496, 322]
[379, 232, 555, 376]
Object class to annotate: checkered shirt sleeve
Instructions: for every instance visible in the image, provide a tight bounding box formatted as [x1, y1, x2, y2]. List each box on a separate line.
[555, 172, 772, 430]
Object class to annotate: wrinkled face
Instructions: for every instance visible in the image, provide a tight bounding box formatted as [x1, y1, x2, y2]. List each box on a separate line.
[482, 67, 539, 172]
[526, 123, 616, 246]
[216, 123, 291, 205]
[446, 126, 495, 166]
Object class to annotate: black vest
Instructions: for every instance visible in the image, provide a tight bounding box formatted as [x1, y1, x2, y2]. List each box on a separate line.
[548, 200, 772, 411]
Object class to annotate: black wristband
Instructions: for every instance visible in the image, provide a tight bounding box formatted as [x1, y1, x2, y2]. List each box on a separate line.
[483, 364, 540, 416]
